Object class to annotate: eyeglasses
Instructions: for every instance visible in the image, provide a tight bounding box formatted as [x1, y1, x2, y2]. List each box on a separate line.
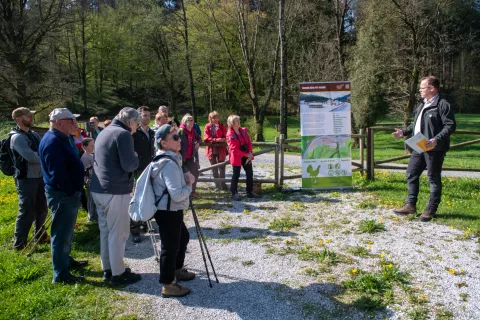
[168, 134, 180, 141]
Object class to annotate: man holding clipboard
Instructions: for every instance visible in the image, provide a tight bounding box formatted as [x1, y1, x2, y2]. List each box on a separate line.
[392, 76, 456, 222]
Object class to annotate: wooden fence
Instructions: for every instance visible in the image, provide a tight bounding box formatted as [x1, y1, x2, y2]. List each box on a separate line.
[365, 126, 480, 180]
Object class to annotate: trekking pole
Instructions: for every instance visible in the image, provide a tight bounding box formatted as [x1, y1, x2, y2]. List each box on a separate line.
[190, 199, 219, 285]
[146, 219, 161, 262]
[22, 214, 53, 257]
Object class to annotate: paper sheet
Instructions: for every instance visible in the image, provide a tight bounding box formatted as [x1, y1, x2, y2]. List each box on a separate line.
[404, 132, 434, 153]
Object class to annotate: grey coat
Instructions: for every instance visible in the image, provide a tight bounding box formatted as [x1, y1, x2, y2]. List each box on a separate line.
[151, 150, 192, 211]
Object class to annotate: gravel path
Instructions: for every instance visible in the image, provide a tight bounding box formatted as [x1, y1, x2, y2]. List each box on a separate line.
[115, 150, 480, 319]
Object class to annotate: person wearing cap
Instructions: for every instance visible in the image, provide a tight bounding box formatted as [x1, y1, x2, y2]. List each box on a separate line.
[130, 106, 155, 243]
[152, 124, 195, 297]
[90, 107, 142, 286]
[179, 114, 202, 199]
[9, 107, 49, 250]
[38, 108, 87, 284]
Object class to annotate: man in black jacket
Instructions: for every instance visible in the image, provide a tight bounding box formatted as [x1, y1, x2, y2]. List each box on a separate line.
[130, 106, 155, 243]
[392, 76, 456, 222]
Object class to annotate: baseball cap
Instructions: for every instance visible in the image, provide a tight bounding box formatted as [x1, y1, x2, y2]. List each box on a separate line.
[12, 107, 35, 119]
[49, 108, 80, 121]
[155, 124, 174, 142]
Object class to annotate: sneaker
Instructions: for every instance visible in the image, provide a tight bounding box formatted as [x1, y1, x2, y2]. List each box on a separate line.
[247, 192, 261, 199]
[232, 193, 242, 201]
[110, 269, 141, 286]
[52, 275, 85, 285]
[393, 203, 416, 216]
[175, 268, 195, 281]
[103, 268, 131, 282]
[162, 280, 191, 298]
[131, 233, 142, 243]
[420, 208, 437, 222]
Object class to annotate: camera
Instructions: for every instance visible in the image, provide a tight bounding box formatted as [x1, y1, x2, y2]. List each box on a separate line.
[240, 145, 248, 152]
[86, 121, 95, 132]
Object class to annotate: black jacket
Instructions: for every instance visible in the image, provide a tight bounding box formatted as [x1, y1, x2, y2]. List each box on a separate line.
[403, 97, 456, 152]
[132, 127, 155, 175]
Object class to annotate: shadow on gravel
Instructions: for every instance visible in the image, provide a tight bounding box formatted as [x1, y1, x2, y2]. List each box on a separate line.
[437, 212, 480, 221]
[189, 226, 297, 241]
[125, 272, 394, 320]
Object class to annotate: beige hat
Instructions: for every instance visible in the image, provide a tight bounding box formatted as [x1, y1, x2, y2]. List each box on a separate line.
[12, 107, 35, 119]
[49, 108, 80, 121]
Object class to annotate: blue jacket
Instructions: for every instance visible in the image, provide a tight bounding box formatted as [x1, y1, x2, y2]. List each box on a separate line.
[39, 128, 85, 196]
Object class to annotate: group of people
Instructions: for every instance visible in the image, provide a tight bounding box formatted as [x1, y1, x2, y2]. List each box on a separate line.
[8, 103, 261, 297]
[7, 75, 454, 297]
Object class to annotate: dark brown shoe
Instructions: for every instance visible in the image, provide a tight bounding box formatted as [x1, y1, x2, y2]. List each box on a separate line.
[162, 280, 191, 298]
[393, 203, 416, 216]
[420, 208, 436, 222]
[175, 267, 195, 281]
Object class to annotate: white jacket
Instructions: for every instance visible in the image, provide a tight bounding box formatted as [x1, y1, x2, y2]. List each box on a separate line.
[151, 150, 192, 211]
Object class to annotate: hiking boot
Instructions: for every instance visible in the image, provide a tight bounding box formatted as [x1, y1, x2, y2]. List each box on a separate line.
[393, 203, 416, 216]
[175, 268, 195, 281]
[52, 275, 85, 285]
[420, 208, 437, 222]
[161, 280, 191, 298]
[110, 268, 142, 286]
[232, 193, 242, 201]
[247, 192, 261, 199]
[103, 268, 131, 282]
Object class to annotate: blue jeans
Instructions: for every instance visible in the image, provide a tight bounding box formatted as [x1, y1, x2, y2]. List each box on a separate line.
[46, 189, 81, 281]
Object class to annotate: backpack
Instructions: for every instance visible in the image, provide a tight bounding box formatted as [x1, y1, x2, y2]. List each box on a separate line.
[128, 154, 177, 222]
[0, 134, 16, 176]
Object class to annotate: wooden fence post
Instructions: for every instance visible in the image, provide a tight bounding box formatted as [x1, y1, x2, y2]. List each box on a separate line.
[278, 134, 285, 189]
[359, 128, 364, 173]
[366, 127, 375, 180]
[274, 136, 279, 189]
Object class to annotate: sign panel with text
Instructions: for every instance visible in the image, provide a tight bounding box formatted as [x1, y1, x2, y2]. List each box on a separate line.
[299, 82, 352, 189]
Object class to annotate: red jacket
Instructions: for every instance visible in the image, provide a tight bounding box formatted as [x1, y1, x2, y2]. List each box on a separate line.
[226, 127, 254, 166]
[204, 122, 228, 161]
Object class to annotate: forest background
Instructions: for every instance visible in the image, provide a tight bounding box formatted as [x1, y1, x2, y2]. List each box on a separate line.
[1, 0, 480, 141]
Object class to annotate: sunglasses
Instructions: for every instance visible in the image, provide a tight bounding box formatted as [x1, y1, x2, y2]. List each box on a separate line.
[169, 134, 180, 141]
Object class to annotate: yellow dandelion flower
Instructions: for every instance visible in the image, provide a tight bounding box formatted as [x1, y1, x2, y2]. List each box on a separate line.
[388, 264, 393, 268]
[378, 220, 383, 224]
[325, 239, 332, 244]
[393, 217, 399, 221]
[449, 269, 455, 274]
[450, 226, 454, 230]
[351, 268, 358, 274]
[380, 253, 385, 258]
[465, 231, 470, 237]
[368, 241, 374, 245]
[318, 240, 324, 246]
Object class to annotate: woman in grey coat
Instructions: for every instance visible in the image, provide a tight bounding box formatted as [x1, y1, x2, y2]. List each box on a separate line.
[151, 124, 196, 297]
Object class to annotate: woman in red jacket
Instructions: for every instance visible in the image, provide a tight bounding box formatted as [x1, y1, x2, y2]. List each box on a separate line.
[226, 115, 260, 200]
[204, 111, 229, 191]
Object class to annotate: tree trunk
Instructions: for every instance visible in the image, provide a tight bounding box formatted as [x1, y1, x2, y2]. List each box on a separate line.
[279, 0, 287, 138]
[180, 0, 197, 121]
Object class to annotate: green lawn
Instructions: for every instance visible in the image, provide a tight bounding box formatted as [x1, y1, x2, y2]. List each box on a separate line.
[0, 175, 133, 320]
[354, 171, 480, 232]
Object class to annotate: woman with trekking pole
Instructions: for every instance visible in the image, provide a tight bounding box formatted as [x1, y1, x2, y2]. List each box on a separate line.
[151, 124, 196, 297]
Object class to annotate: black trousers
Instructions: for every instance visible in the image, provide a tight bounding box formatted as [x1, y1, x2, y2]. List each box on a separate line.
[230, 157, 253, 195]
[184, 158, 199, 193]
[406, 151, 446, 211]
[154, 209, 190, 284]
[210, 154, 228, 189]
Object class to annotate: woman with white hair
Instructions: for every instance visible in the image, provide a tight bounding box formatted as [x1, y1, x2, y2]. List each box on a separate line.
[226, 115, 260, 200]
[179, 113, 202, 199]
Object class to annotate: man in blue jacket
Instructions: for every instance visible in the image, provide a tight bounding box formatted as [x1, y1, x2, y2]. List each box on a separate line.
[39, 108, 86, 284]
[90, 107, 142, 286]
